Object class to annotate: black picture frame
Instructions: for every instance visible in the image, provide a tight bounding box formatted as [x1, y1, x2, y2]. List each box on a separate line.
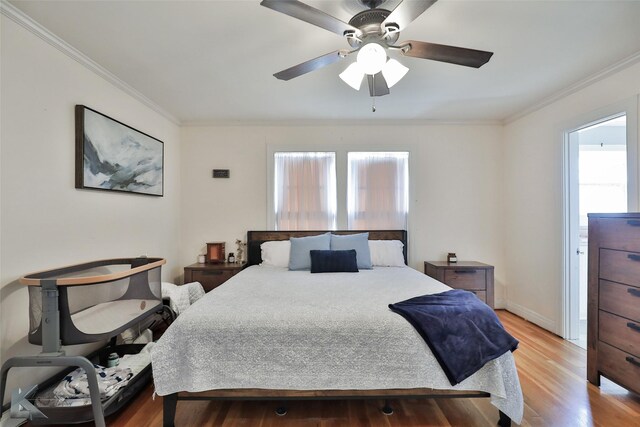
[75, 105, 164, 196]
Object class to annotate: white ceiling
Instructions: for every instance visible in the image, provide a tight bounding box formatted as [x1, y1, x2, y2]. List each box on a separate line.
[8, 0, 640, 123]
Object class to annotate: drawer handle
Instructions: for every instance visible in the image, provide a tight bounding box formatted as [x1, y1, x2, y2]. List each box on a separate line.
[626, 356, 640, 368]
[628, 322, 640, 333]
[202, 271, 223, 276]
[454, 270, 477, 274]
[627, 254, 640, 262]
[628, 288, 640, 298]
[627, 220, 640, 227]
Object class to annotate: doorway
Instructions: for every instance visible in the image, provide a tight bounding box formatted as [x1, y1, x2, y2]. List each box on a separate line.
[566, 116, 628, 348]
[563, 98, 638, 347]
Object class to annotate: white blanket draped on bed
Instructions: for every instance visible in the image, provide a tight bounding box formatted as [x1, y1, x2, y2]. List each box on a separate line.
[151, 265, 523, 423]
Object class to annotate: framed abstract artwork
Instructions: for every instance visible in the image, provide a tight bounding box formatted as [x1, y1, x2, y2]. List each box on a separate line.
[75, 105, 164, 196]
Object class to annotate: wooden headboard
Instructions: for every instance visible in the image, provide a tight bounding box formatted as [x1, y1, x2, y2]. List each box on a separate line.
[246, 230, 407, 267]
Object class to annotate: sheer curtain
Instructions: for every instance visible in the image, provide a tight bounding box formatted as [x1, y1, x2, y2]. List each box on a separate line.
[274, 152, 337, 230]
[347, 152, 409, 230]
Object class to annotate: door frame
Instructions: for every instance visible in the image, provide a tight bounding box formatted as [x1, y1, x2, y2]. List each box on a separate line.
[561, 96, 639, 339]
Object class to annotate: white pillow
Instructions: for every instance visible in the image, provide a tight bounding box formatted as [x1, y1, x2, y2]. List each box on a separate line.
[260, 240, 291, 267]
[369, 240, 406, 267]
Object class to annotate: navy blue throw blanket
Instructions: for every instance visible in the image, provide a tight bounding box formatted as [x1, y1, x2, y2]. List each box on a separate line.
[389, 289, 518, 386]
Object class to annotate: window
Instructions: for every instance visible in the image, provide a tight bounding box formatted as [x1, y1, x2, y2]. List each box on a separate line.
[274, 152, 337, 230]
[347, 152, 409, 230]
[270, 149, 410, 230]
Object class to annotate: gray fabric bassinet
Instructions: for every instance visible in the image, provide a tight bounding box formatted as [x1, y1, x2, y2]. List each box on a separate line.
[24, 257, 164, 345]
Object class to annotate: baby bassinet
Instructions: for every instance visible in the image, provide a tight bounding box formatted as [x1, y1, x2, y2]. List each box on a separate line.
[0, 257, 165, 427]
[23, 257, 164, 346]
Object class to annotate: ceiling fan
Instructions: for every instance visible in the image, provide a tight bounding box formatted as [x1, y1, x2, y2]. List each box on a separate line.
[260, 0, 493, 97]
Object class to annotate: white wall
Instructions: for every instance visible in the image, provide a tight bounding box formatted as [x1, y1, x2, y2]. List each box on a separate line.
[180, 123, 507, 301]
[503, 61, 640, 334]
[0, 15, 181, 402]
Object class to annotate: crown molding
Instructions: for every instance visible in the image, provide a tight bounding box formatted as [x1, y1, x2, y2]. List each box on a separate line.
[1, 0, 181, 125]
[504, 49, 640, 125]
[181, 118, 503, 127]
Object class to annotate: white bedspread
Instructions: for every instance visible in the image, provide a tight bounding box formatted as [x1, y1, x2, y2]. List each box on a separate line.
[151, 265, 523, 423]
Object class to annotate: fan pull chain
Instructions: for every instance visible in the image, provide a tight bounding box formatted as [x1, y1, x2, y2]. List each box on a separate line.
[371, 73, 376, 112]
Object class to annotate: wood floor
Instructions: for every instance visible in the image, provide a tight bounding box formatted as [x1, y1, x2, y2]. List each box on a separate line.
[56, 311, 640, 426]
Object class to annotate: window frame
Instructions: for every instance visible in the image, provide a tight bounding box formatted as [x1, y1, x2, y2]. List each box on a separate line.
[347, 151, 410, 230]
[273, 151, 337, 231]
[267, 142, 416, 231]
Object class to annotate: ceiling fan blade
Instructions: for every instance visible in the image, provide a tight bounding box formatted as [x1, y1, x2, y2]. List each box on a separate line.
[274, 50, 349, 81]
[382, 0, 438, 31]
[400, 40, 493, 68]
[367, 73, 390, 97]
[261, 0, 361, 37]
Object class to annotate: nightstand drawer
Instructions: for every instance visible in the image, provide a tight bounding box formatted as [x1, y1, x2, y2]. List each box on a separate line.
[424, 261, 494, 308]
[600, 249, 640, 287]
[599, 310, 640, 357]
[468, 290, 487, 303]
[444, 269, 486, 290]
[600, 280, 640, 322]
[191, 269, 234, 292]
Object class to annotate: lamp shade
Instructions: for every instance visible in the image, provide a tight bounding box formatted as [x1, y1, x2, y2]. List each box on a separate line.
[356, 43, 387, 75]
[339, 62, 365, 90]
[381, 59, 409, 88]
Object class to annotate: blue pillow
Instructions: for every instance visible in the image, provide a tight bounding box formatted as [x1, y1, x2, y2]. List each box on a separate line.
[288, 232, 331, 270]
[310, 250, 359, 273]
[330, 232, 372, 269]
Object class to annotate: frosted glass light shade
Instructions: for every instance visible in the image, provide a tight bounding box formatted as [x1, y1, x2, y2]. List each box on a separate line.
[382, 59, 409, 88]
[339, 62, 365, 90]
[356, 43, 387, 75]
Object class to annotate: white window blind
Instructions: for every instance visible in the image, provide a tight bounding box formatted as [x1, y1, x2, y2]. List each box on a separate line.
[274, 152, 337, 230]
[347, 152, 409, 230]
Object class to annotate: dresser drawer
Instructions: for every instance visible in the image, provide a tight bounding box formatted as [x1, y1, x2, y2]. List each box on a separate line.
[600, 280, 640, 322]
[599, 249, 640, 287]
[597, 217, 640, 253]
[598, 342, 640, 394]
[444, 269, 486, 290]
[599, 310, 640, 357]
[191, 269, 235, 292]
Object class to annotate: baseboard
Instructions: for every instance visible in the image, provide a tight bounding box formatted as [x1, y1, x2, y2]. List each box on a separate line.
[506, 301, 558, 334]
[494, 297, 506, 309]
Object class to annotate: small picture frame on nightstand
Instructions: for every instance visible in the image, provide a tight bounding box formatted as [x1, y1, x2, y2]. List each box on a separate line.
[206, 242, 225, 263]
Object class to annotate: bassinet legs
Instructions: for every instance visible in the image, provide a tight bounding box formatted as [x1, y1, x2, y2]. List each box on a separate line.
[0, 355, 106, 427]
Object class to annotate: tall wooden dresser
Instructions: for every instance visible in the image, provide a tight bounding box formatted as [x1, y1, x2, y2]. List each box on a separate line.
[587, 213, 640, 393]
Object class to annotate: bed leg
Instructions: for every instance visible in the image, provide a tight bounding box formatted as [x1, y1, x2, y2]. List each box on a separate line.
[163, 393, 178, 427]
[381, 400, 394, 415]
[498, 410, 511, 426]
[275, 404, 288, 416]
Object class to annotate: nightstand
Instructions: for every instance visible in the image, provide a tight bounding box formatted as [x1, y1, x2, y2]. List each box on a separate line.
[184, 262, 245, 292]
[424, 261, 495, 308]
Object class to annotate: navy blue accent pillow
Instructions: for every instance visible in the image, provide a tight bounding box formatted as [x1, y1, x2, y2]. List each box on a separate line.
[309, 250, 359, 273]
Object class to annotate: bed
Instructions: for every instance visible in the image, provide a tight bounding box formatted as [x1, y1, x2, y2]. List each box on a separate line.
[151, 231, 523, 426]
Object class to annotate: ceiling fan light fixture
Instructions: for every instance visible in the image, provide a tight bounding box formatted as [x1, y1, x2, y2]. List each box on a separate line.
[356, 42, 387, 75]
[339, 62, 365, 90]
[381, 58, 409, 88]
